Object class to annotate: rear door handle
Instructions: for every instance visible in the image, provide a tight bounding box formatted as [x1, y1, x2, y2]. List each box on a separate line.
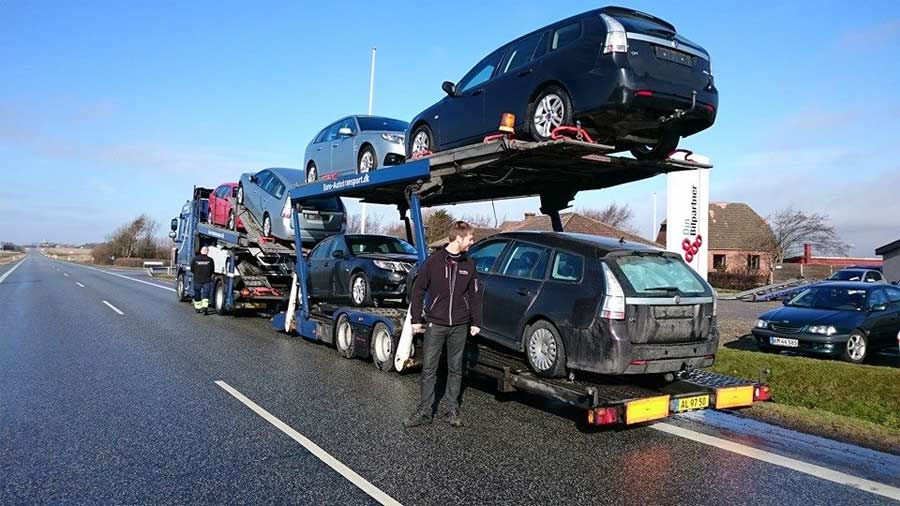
[517, 69, 533, 77]
[470, 89, 484, 96]
[516, 288, 531, 296]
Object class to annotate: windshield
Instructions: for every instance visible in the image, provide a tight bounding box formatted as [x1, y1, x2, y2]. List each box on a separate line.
[828, 270, 865, 281]
[613, 254, 708, 295]
[301, 197, 343, 212]
[786, 286, 868, 311]
[357, 117, 408, 132]
[346, 236, 416, 255]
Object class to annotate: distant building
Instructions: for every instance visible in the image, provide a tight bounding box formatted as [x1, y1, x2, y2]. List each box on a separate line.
[783, 244, 882, 268]
[428, 226, 500, 250]
[499, 212, 656, 246]
[657, 202, 775, 275]
[876, 239, 900, 283]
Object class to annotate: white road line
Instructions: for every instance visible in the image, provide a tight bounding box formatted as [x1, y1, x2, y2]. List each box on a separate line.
[63, 272, 69, 277]
[652, 422, 900, 501]
[75, 282, 85, 288]
[0, 259, 24, 284]
[102, 300, 125, 315]
[64, 262, 176, 292]
[215, 380, 403, 506]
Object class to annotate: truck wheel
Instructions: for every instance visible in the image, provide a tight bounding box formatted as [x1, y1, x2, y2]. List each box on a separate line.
[371, 322, 398, 372]
[524, 320, 567, 378]
[350, 272, 372, 307]
[176, 273, 189, 302]
[214, 279, 229, 315]
[335, 313, 354, 359]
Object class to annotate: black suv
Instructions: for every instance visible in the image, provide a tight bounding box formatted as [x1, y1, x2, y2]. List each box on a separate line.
[467, 232, 718, 377]
[407, 6, 716, 160]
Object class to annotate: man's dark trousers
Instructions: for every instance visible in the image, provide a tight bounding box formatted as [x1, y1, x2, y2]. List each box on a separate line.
[417, 323, 468, 415]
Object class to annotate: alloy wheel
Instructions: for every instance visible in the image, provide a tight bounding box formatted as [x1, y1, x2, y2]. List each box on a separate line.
[359, 151, 374, 173]
[307, 166, 317, 182]
[352, 277, 367, 305]
[412, 131, 430, 153]
[847, 334, 866, 361]
[533, 93, 565, 138]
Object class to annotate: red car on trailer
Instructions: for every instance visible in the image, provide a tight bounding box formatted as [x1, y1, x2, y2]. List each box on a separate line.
[208, 183, 244, 231]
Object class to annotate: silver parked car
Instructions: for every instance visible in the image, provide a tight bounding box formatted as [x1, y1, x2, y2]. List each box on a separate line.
[304, 115, 408, 182]
[237, 168, 346, 245]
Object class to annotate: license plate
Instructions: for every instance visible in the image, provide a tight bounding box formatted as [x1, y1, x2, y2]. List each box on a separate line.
[674, 395, 709, 413]
[770, 336, 798, 347]
[303, 213, 322, 221]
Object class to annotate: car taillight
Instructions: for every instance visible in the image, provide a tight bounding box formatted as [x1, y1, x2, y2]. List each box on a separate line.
[600, 263, 626, 320]
[600, 14, 628, 54]
[282, 201, 291, 219]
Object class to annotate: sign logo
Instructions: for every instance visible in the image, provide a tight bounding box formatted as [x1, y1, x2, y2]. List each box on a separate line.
[681, 235, 703, 263]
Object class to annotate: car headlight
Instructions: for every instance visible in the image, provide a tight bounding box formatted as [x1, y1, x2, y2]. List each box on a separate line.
[755, 319, 768, 329]
[373, 260, 409, 271]
[381, 133, 405, 144]
[807, 325, 837, 336]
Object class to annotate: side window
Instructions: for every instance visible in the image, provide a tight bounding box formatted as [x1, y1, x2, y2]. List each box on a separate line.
[865, 271, 883, 282]
[214, 186, 227, 198]
[231, 186, 239, 198]
[263, 175, 280, 195]
[314, 127, 329, 143]
[312, 238, 333, 259]
[500, 242, 548, 279]
[458, 48, 506, 93]
[324, 122, 341, 142]
[499, 33, 542, 74]
[255, 170, 271, 189]
[469, 240, 509, 273]
[339, 117, 357, 136]
[532, 249, 550, 280]
[273, 181, 286, 200]
[551, 21, 581, 50]
[869, 289, 888, 308]
[329, 236, 347, 256]
[550, 251, 583, 282]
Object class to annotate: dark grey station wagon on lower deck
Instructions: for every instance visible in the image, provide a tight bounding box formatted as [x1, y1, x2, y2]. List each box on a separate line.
[468, 232, 718, 377]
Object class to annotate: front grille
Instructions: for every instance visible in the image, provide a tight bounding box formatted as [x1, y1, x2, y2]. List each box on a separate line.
[770, 323, 804, 334]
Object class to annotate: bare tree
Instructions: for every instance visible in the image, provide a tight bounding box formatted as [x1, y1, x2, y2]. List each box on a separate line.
[347, 212, 387, 235]
[762, 207, 850, 264]
[581, 203, 637, 232]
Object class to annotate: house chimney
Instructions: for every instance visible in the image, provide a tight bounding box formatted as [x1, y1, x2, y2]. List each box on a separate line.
[803, 243, 812, 264]
[524, 212, 536, 219]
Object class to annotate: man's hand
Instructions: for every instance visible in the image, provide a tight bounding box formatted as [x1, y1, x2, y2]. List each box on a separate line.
[411, 323, 424, 334]
[470, 326, 481, 336]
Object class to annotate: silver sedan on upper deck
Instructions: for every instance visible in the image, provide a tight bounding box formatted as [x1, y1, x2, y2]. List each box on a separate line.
[303, 116, 408, 182]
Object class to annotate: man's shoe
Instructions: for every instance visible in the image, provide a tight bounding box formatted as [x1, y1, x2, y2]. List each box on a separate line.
[445, 410, 463, 428]
[402, 412, 432, 428]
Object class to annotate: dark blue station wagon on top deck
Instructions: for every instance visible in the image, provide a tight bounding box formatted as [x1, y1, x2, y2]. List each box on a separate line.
[407, 6, 716, 160]
[752, 282, 900, 364]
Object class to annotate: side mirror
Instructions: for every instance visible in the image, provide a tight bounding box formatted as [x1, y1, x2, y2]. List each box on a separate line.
[249, 175, 258, 183]
[782, 297, 791, 306]
[442, 81, 457, 96]
[332, 250, 346, 259]
[338, 127, 353, 136]
[170, 218, 178, 231]
[168, 231, 177, 240]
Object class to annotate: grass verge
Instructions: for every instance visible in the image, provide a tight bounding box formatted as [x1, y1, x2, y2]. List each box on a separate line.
[710, 348, 900, 454]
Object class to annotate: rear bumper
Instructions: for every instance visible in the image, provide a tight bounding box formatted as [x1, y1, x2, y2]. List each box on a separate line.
[564, 319, 719, 375]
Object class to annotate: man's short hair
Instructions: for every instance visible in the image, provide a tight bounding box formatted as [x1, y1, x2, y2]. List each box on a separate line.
[448, 220, 474, 241]
[200, 246, 209, 254]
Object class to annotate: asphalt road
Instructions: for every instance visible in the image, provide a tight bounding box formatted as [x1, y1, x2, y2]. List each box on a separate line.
[2, 251, 899, 505]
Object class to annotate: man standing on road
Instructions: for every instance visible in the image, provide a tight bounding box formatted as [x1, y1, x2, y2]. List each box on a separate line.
[190, 246, 215, 315]
[404, 221, 483, 428]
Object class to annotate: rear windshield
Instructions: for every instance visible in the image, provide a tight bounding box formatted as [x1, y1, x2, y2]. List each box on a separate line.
[612, 254, 707, 295]
[357, 117, 408, 132]
[302, 197, 343, 212]
[606, 10, 676, 36]
[828, 270, 866, 281]
[347, 236, 416, 255]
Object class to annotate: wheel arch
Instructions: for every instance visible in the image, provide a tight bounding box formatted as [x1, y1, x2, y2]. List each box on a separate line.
[520, 314, 562, 351]
[529, 80, 575, 112]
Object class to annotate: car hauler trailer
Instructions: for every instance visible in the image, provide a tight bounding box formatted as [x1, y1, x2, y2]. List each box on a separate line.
[272, 135, 769, 426]
[171, 187, 295, 315]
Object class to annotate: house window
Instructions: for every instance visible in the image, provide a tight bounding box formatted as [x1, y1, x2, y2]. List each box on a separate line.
[747, 254, 760, 270]
[713, 254, 727, 271]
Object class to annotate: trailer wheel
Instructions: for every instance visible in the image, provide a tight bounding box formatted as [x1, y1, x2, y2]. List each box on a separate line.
[371, 322, 398, 372]
[214, 278, 229, 315]
[335, 314, 354, 359]
[176, 273, 189, 302]
[524, 320, 567, 378]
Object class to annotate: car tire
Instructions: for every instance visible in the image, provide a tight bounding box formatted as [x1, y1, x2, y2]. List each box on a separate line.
[629, 131, 680, 160]
[306, 162, 318, 183]
[350, 272, 373, 307]
[841, 331, 868, 364]
[262, 213, 272, 238]
[370, 322, 398, 372]
[227, 210, 236, 231]
[335, 313, 354, 359]
[214, 278, 229, 315]
[237, 184, 245, 205]
[176, 273, 189, 301]
[528, 86, 573, 141]
[358, 145, 377, 174]
[409, 123, 434, 157]
[524, 320, 567, 378]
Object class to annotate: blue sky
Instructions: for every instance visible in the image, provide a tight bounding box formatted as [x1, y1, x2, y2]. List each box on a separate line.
[1, 1, 898, 256]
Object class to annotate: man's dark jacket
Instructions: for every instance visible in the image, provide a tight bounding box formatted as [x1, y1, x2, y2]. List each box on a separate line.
[410, 248, 483, 327]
